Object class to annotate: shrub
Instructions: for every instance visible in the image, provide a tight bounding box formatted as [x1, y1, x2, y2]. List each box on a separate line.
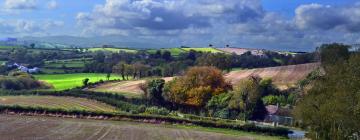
[145, 107, 170, 115]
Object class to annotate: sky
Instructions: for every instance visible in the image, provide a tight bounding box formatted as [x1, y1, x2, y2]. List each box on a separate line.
[0, 0, 359, 51]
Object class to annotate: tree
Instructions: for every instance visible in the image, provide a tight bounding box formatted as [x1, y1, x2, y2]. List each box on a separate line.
[112, 61, 127, 80]
[132, 62, 150, 79]
[164, 66, 230, 107]
[294, 45, 360, 140]
[94, 51, 105, 63]
[142, 79, 166, 105]
[228, 76, 266, 121]
[82, 78, 89, 87]
[162, 50, 172, 61]
[196, 53, 232, 71]
[124, 64, 133, 80]
[206, 93, 232, 118]
[319, 43, 350, 70]
[106, 73, 111, 81]
[30, 43, 35, 49]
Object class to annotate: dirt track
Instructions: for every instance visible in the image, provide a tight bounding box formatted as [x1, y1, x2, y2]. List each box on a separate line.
[0, 115, 257, 140]
[89, 63, 320, 94]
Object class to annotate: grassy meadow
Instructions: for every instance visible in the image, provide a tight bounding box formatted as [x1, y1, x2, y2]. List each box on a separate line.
[182, 47, 224, 53]
[34, 73, 122, 90]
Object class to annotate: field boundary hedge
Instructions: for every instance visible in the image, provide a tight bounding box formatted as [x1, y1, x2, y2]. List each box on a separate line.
[0, 105, 291, 137]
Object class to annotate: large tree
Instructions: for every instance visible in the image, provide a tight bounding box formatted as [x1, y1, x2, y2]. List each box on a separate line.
[294, 44, 360, 140]
[112, 61, 127, 80]
[228, 76, 266, 121]
[164, 66, 230, 107]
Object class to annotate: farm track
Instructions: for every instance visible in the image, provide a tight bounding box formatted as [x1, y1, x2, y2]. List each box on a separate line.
[0, 96, 117, 112]
[89, 63, 320, 94]
[0, 115, 259, 140]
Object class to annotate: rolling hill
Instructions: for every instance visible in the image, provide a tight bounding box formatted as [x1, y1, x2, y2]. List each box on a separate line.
[88, 63, 320, 96]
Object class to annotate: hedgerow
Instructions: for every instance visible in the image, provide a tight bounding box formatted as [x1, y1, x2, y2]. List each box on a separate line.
[0, 105, 291, 137]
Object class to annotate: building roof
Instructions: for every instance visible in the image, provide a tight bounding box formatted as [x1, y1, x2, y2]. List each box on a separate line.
[266, 105, 292, 116]
[266, 105, 279, 115]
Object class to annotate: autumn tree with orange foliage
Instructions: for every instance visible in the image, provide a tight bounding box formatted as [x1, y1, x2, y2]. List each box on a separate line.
[164, 66, 231, 107]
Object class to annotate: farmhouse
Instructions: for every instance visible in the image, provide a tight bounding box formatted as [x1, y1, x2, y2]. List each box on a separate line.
[6, 62, 40, 73]
[264, 105, 293, 126]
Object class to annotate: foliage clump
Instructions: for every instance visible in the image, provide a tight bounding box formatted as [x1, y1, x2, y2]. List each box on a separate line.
[164, 66, 230, 107]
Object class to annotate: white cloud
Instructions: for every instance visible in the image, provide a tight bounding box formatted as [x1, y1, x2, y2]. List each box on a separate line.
[4, 0, 37, 10]
[47, 0, 58, 9]
[295, 3, 360, 32]
[0, 19, 64, 37]
[154, 17, 163, 22]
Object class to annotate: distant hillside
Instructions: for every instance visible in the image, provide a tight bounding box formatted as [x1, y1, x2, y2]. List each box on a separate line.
[226, 63, 320, 89]
[20, 35, 174, 49]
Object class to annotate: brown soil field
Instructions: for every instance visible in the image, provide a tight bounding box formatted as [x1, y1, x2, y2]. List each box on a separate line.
[88, 63, 319, 94]
[88, 77, 174, 96]
[0, 115, 283, 140]
[226, 63, 320, 88]
[0, 96, 117, 112]
[217, 48, 264, 56]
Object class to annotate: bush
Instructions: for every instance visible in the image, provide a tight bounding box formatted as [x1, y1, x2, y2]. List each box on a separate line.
[145, 107, 170, 115]
[0, 75, 48, 90]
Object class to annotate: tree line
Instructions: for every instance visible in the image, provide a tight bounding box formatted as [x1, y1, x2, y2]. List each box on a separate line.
[294, 43, 360, 140]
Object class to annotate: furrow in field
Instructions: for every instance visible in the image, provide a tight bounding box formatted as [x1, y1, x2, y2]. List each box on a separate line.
[0, 96, 117, 112]
[0, 115, 278, 140]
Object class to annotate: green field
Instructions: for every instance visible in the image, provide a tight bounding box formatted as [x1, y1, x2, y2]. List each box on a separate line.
[40, 68, 66, 74]
[0, 46, 20, 49]
[34, 73, 122, 90]
[147, 48, 186, 56]
[45, 59, 89, 68]
[0, 96, 117, 112]
[182, 47, 224, 53]
[88, 48, 137, 53]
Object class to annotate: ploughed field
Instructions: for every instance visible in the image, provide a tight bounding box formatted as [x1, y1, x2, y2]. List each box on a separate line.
[88, 77, 174, 97]
[89, 63, 319, 96]
[217, 47, 264, 56]
[0, 115, 283, 140]
[0, 96, 117, 112]
[226, 63, 320, 88]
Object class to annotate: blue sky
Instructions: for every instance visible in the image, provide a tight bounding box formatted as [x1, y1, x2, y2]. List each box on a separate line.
[0, 0, 359, 51]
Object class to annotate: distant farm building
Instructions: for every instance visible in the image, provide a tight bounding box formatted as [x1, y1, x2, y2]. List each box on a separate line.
[6, 62, 40, 73]
[264, 105, 293, 126]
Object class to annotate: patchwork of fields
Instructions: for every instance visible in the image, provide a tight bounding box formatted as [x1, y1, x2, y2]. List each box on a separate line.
[0, 115, 283, 140]
[34, 73, 122, 90]
[0, 96, 117, 112]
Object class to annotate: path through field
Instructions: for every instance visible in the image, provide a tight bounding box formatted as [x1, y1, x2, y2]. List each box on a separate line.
[0, 115, 280, 140]
[0, 96, 117, 112]
[89, 63, 320, 95]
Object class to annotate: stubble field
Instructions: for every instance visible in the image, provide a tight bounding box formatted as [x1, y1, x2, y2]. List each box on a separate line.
[0, 115, 285, 140]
